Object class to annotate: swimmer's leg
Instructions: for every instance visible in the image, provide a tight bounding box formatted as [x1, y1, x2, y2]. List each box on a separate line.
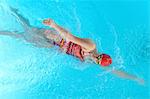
[0, 31, 23, 39]
[0, 31, 53, 48]
[9, 7, 31, 31]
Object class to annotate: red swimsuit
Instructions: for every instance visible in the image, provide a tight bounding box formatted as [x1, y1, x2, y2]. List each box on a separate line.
[54, 39, 84, 61]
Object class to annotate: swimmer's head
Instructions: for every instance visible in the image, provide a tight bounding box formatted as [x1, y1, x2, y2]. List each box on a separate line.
[93, 53, 112, 66]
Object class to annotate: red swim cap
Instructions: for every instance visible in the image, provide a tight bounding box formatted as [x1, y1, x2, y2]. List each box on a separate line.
[100, 54, 112, 66]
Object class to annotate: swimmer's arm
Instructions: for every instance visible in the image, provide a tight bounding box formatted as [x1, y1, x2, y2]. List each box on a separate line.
[43, 18, 69, 38]
[102, 67, 145, 85]
[43, 18, 96, 51]
[51, 23, 96, 51]
[53, 23, 96, 52]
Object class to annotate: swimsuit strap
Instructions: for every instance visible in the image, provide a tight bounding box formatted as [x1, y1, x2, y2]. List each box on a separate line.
[53, 38, 65, 48]
[59, 39, 65, 48]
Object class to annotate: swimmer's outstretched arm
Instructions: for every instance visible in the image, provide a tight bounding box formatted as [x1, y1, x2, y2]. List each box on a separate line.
[42, 18, 95, 52]
[102, 67, 145, 85]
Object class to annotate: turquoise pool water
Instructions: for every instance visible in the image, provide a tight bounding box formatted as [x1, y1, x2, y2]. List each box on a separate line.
[0, 0, 149, 98]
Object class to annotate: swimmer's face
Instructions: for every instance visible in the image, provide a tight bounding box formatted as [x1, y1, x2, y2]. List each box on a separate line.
[92, 53, 102, 64]
[92, 53, 112, 66]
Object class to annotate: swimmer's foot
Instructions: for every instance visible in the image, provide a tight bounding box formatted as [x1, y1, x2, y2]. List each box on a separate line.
[9, 6, 18, 13]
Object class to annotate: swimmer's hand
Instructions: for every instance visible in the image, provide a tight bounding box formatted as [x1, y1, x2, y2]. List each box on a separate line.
[43, 18, 55, 27]
[135, 78, 145, 86]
